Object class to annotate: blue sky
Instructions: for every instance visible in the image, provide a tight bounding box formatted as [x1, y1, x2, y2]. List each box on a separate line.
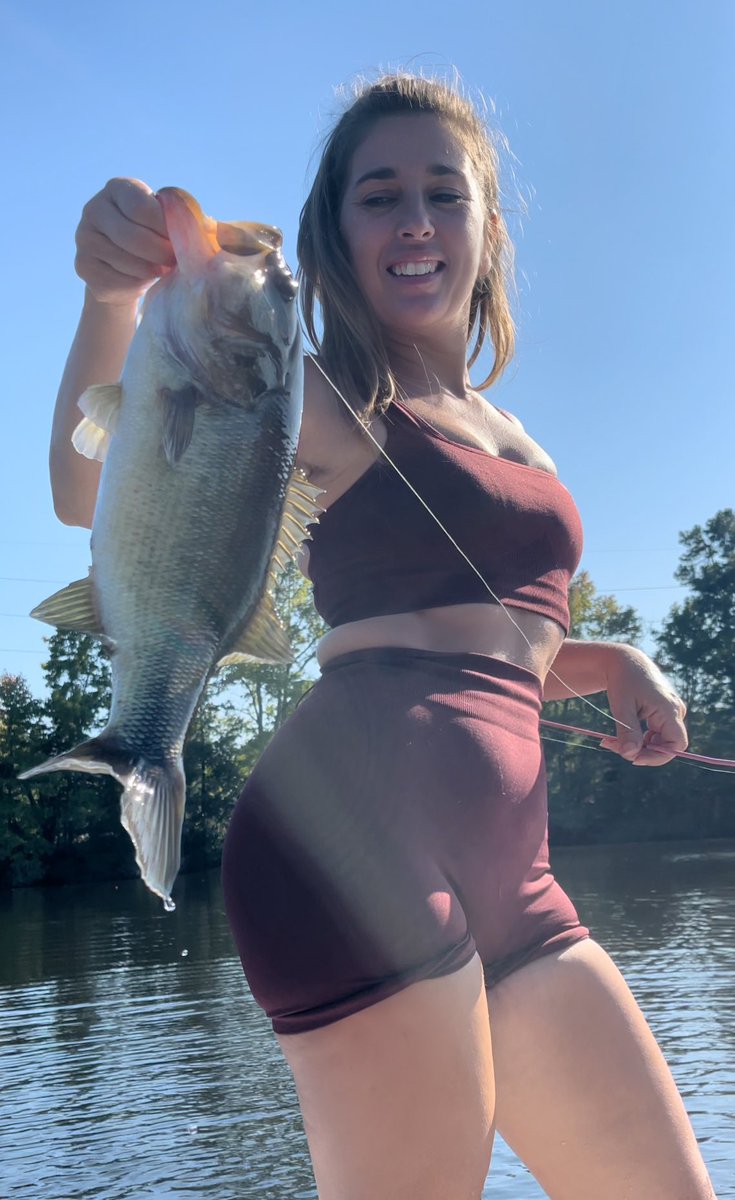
[1, 0, 733, 697]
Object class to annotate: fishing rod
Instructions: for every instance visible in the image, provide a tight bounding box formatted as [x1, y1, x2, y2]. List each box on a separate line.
[539, 720, 735, 773]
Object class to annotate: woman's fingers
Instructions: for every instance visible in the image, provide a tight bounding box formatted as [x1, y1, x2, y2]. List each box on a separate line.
[75, 178, 175, 302]
[76, 228, 166, 283]
[600, 647, 689, 769]
[108, 177, 168, 237]
[599, 702, 688, 768]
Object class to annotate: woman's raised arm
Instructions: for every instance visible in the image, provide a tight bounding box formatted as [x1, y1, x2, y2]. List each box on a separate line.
[51, 178, 175, 527]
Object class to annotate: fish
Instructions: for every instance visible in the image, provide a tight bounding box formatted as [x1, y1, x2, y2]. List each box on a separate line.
[20, 187, 322, 908]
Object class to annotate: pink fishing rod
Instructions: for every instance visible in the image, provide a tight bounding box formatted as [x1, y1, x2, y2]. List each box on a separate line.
[540, 719, 735, 770]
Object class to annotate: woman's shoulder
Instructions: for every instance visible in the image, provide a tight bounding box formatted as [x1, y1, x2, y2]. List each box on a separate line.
[296, 355, 365, 479]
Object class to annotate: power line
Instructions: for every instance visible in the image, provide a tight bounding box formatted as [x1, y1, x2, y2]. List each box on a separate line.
[0, 576, 66, 584]
[597, 585, 686, 592]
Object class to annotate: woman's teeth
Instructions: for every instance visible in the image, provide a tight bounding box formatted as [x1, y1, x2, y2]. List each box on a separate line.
[389, 261, 440, 276]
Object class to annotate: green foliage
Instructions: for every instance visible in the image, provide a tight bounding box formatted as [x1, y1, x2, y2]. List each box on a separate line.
[182, 677, 248, 869]
[18, 631, 126, 885]
[222, 562, 327, 768]
[544, 576, 649, 842]
[544, 559, 735, 843]
[656, 509, 735, 711]
[567, 571, 643, 643]
[0, 673, 51, 884]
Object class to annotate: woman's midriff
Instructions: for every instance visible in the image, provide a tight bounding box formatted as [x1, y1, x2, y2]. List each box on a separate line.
[316, 602, 565, 682]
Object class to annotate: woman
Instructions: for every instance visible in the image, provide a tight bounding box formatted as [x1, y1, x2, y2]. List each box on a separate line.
[53, 75, 714, 1200]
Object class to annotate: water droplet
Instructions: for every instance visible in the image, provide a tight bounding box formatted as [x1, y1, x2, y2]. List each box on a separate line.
[162, 895, 176, 912]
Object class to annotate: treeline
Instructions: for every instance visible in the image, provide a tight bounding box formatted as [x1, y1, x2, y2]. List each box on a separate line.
[1, 510, 733, 889]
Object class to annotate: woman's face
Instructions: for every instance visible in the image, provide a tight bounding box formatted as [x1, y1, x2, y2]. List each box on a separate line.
[339, 113, 491, 341]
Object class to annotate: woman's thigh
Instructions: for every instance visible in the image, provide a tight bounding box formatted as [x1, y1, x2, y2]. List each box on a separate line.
[488, 938, 716, 1200]
[277, 954, 495, 1200]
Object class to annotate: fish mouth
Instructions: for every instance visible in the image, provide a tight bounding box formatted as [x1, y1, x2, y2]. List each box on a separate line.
[156, 187, 282, 276]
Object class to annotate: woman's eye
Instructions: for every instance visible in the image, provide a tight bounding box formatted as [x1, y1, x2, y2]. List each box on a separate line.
[360, 192, 467, 208]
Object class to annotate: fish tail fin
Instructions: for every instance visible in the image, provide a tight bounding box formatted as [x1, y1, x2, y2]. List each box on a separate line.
[119, 762, 185, 909]
[19, 738, 185, 908]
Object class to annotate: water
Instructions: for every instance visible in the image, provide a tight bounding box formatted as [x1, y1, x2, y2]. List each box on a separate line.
[1, 841, 733, 1199]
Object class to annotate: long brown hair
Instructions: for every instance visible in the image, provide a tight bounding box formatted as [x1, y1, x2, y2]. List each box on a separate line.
[297, 73, 517, 421]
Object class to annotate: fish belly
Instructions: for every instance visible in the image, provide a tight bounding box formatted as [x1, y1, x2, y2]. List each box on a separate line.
[91, 378, 298, 758]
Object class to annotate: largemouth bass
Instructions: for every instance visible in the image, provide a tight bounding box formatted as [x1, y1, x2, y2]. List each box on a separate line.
[20, 188, 321, 907]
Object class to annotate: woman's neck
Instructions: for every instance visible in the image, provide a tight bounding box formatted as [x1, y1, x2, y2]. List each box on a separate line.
[385, 335, 471, 403]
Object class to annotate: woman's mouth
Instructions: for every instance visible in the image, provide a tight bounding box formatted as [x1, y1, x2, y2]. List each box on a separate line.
[387, 260, 444, 277]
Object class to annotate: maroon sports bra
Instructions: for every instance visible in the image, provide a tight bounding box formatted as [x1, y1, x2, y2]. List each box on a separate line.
[307, 400, 583, 635]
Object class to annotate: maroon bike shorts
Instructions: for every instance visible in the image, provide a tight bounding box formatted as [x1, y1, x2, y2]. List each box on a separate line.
[222, 647, 589, 1034]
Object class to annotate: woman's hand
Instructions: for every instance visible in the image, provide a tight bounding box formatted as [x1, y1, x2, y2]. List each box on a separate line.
[599, 646, 688, 767]
[75, 178, 176, 305]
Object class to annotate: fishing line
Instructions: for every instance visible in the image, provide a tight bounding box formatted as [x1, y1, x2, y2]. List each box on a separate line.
[306, 352, 623, 729]
[303, 356, 735, 776]
[540, 733, 607, 756]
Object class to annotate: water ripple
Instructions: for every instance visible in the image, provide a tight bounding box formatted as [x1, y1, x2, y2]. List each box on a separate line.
[0, 845, 733, 1199]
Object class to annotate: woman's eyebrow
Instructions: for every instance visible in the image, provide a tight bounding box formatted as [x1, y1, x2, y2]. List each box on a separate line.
[352, 164, 467, 188]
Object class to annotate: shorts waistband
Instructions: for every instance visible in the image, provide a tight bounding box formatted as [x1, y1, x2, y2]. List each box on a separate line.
[320, 646, 544, 690]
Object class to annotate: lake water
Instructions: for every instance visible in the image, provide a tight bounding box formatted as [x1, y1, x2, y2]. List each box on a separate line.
[1, 840, 733, 1199]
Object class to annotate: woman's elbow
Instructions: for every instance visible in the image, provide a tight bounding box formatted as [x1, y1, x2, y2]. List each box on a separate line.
[52, 490, 94, 530]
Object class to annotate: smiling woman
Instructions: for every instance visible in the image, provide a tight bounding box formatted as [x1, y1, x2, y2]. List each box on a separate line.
[297, 75, 516, 427]
[49, 68, 712, 1200]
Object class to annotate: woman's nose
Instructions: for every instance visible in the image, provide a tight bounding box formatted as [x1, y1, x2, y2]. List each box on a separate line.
[398, 197, 435, 239]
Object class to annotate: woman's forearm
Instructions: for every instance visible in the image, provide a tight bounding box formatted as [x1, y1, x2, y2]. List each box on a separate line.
[50, 289, 138, 527]
[543, 639, 630, 702]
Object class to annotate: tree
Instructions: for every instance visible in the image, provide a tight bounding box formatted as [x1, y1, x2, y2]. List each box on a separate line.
[182, 676, 248, 867]
[34, 630, 124, 881]
[651, 510, 735, 837]
[567, 570, 643, 643]
[542, 537, 735, 845]
[656, 509, 735, 711]
[223, 561, 326, 769]
[0, 674, 50, 884]
[543, 574, 646, 842]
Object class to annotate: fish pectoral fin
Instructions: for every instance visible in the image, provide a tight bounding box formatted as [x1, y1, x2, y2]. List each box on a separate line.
[72, 383, 123, 461]
[269, 468, 326, 579]
[159, 385, 201, 465]
[217, 590, 292, 667]
[29, 574, 107, 640]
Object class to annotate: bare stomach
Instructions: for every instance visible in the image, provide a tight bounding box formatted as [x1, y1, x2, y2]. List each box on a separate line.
[316, 603, 565, 683]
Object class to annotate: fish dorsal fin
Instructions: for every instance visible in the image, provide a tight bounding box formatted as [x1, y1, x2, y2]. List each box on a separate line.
[29, 573, 108, 641]
[216, 469, 324, 669]
[268, 468, 325, 583]
[72, 384, 123, 461]
[159, 385, 201, 466]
